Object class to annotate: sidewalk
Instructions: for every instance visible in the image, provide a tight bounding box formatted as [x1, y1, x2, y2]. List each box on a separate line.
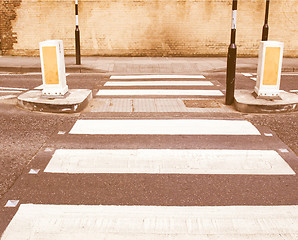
[0, 56, 297, 74]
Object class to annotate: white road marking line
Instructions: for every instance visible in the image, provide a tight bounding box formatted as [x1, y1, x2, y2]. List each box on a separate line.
[34, 85, 43, 90]
[0, 90, 22, 93]
[22, 73, 41, 75]
[45, 149, 295, 175]
[44, 148, 54, 152]
[69, 119, 261, 135]
[96, 89, 224, 96]
[3, 204, 298, 239]
[250, 77, 257, 81]
[242, 73, 253, 77]
[0, 95, 16, 100]
[279, 149, 289, 153]
[0, 73, 69, 76]
[0, 87, 28, 91]
[104, 81, 214, 87]
[282, 73, 298, 76]
[4, 200, 19, 208]
[28, 169, 40, 174]
[0, 73, 41, 76]
[110, 75, 206, 80]
[264, 133, 273, 137]
[290, 90, 298, 93]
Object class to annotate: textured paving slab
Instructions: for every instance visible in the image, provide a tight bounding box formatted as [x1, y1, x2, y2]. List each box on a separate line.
[2, 204, 298, 240]
[86, 98, 232, 113]
[44, 149, 295, 175]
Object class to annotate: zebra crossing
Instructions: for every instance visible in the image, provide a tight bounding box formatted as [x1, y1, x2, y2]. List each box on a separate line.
[69, 119, 261, 135]
[90, 74, 229, 113]
[1, 74, 298, 239]
[2, 205, 298, 239]
[44, 149, 294, 175]
[96, 74, 224, 97]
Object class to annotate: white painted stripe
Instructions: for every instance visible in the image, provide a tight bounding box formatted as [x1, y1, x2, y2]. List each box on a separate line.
[4, 200, 19, 208]
[104, 81, 213, 87]
[0, 95, 16, 100]
[3, 204, 298, 239]
[45, 149, 295, 175]
[231, 10, 237, 29]
[0, 73, 41, 76]
[69, 119, 261, 135]
[22, 72, 41, 75]
[96, 89, 224, 96]
[110, 75, 206, 80]
[0, 72, 67, 76]
[0, 90, 22, 93]
[76, 15, 79, 26]
[282, 73, 298, 76]
[0, 87, 28, 91]
[250, 77, 257, 81]
[242, 73, 253, 77]
[290, 90, 298, 93]
[34, 85, 43, 90]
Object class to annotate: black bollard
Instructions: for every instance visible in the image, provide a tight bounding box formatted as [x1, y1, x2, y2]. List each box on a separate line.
[262, 0, 270, 41]
[75, 0, 81, 65]
[225, 0, 238, 105]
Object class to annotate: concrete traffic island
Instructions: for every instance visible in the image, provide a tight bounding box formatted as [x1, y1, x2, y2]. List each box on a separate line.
[16, 40, 92, 113]
[234, 90, 298, 113]
[17, 89, 92, 113]
[234, 41, 298, 113]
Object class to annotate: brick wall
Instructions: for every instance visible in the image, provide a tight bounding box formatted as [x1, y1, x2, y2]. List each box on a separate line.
[1, 0, 297, 57]
[0, 0, 22, 54]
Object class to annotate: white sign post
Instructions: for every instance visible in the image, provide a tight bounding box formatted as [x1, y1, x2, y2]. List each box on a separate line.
[254, 41, 283, 99]
[39, 40, 68, 96]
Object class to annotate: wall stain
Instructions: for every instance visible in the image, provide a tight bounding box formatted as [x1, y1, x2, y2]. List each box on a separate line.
[0, 0, 22, 55]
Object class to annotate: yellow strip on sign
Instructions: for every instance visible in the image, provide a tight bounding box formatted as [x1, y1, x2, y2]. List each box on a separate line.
[263, 47, 280, 86]
[42, 46, 59, 85]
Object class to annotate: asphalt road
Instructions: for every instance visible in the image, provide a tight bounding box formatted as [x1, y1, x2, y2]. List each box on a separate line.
[0, 72, 297, 198]
[0, 72, 297, 238]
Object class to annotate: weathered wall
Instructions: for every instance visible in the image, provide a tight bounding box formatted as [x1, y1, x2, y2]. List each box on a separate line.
[1, 0, 297, 56]
[0, 0, 22, 54]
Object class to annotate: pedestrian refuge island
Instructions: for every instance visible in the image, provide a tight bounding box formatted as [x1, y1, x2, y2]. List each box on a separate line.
[39, 40, 68, 96]
[17, 40, 92, 113]
[254, 41, 283, 99]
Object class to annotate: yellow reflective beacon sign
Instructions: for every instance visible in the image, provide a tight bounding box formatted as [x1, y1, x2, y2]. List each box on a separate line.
[42, 46, 59, 85]
[263, 47, 281, 86]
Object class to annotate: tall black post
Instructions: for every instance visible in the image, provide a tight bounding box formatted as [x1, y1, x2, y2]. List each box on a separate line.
[225, 0, 237, 105]
[75, 0, 81, 65]
[262, 0, 270, 41]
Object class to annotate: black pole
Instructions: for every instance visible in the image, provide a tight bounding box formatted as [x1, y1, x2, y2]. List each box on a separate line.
[75, 0, 81, 65]
[225, 0, 237, 105]
[262, 0, 270, 41]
